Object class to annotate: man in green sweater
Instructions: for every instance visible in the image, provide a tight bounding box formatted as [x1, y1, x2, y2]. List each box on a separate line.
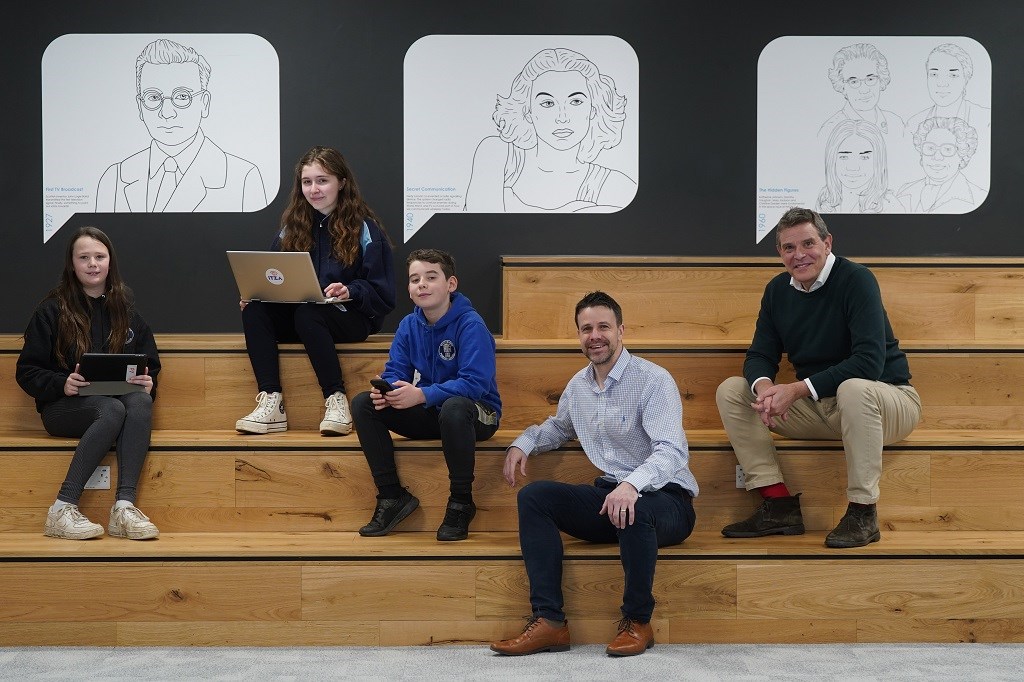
[717, 207, 922, 548]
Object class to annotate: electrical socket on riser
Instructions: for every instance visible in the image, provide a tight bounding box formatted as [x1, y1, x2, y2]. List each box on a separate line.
[735, 465, 745, 488]
[84, 465, 111, 490]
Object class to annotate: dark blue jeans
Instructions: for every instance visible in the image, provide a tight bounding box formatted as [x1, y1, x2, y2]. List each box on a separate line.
[517, 477, 695, 623]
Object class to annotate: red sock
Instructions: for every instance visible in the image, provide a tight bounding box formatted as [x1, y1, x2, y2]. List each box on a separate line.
[758, 483, 791, 499]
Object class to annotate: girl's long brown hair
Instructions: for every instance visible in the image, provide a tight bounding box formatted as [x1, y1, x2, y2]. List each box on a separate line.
[51, 226, 131, 367]
[279, 146, 389, 264]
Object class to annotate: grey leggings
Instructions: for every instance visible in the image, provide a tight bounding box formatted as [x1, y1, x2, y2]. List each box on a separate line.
[41, 392, 153, 505]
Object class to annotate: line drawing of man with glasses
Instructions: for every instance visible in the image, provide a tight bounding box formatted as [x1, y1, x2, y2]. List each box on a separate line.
[96, 39, 267, 213]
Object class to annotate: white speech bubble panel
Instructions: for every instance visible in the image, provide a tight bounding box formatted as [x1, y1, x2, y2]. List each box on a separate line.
[755, 36, 991, 244]
[403, 34, 639, 243]
[41, 33, 281, 243]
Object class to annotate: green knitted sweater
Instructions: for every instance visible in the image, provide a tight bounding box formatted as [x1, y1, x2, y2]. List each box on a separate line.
[743, 256, 911, 399]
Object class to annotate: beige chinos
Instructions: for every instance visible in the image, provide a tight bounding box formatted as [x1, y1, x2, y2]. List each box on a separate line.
[716, 376, 922, 504]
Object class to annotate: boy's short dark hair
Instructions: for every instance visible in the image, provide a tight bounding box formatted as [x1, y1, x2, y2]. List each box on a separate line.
[407, 248, 456, 280]
[574, 291, 623, 328]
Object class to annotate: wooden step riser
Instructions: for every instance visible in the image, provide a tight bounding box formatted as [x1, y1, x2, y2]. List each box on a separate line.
[503, 264, 1024, 342]
[4, 352, 1023, 432]
[2, 559, 1023, 645]
[5, 448, 1024, 533]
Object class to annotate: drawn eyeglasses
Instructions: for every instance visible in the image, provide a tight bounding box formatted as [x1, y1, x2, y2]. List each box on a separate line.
[138, 88, 206, 111]
[921, 142, 958, 158]
[844, 75, 879, 88]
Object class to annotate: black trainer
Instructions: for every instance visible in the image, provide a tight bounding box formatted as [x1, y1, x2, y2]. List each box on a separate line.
[721, 493, 805, 537]
[825, 503, 880, 548]
[436, 499, 476, 541]
[359, 490, 419, 537]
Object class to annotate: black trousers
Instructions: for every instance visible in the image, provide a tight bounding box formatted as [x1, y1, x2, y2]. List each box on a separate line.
[352, 392, 498, 498]
[242, 301, 371, 398]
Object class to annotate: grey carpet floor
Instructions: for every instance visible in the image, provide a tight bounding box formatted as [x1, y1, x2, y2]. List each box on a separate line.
[2, 644, 1022, 680]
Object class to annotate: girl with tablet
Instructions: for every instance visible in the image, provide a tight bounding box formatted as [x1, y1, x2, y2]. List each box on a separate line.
[16, 226, 161, 540]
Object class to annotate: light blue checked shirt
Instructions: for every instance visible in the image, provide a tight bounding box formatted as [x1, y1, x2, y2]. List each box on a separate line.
[511, 348, 699, 497]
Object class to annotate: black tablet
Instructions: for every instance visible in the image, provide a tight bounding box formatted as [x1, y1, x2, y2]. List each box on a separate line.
[78, 353, 148, 396]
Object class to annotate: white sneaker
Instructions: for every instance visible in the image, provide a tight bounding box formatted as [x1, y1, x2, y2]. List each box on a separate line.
[236, 391, 288, 434]
[44, 505, 104, 540]
[320, 391, 353, 435]
[108, 504, 160, 540]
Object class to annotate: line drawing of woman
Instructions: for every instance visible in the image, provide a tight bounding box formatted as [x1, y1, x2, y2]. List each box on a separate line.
[816, 119, 904, 214]
[464, 48, 636, 213]
[906, 43, 990, 135]
[817, 43, 905, 147]
[896, 117, 986, 214]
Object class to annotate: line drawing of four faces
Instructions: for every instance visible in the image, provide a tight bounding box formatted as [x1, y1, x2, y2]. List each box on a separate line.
[816, 42, 989, 215]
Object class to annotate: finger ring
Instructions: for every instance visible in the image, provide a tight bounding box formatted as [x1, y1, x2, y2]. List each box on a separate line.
[619, 509, 626, 515]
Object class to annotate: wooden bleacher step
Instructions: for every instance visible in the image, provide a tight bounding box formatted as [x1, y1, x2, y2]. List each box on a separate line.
[1, 255, 1023, 645]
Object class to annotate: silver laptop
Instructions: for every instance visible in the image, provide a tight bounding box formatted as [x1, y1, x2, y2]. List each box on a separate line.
[227, 251, 349, 304]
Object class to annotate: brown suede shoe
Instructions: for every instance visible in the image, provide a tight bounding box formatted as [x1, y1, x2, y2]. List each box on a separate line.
[721, 494, 805, 537]
[825, 503, 881, 548]
[605, 617, 654, 656]
[490, 617, 570, 655]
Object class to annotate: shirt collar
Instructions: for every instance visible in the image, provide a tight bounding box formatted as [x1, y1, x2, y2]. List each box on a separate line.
[789, 251, 836, 293]
[148, 128, 205, 179]
[841, 102, 889, 133]
[590, 347, 631, 388]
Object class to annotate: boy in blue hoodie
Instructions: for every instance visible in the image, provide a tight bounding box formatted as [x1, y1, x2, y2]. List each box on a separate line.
[352, 249, 501, 541]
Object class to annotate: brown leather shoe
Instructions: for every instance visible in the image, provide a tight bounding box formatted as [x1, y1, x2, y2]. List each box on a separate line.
[605, 617, 654, 656]
[490, 617, 570, 655]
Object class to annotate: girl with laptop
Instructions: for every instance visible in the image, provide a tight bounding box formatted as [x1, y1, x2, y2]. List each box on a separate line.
[16, 226, 162, 540]
[235, 146, 396, 436]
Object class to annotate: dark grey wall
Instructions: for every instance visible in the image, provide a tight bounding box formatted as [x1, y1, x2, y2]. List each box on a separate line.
[5, 1, 1021, 334]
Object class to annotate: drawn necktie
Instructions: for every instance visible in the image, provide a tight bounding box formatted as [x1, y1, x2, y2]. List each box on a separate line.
[154, 157, 179, 212]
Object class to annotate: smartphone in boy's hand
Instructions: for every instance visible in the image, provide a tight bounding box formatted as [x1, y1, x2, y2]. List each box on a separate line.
[370, 378, 395, 394]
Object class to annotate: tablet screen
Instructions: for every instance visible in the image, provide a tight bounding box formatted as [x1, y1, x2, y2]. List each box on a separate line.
[78, 353, 149, 395]
[79, 353, 148, 381]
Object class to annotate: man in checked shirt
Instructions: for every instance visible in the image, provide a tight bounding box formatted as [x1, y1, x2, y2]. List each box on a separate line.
[490, 291, 698, 658]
